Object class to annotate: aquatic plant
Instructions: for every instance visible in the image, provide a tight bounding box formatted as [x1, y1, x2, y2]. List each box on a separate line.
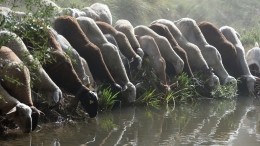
[135, 89, 161, 108]
[211, 82, 238, 99]
[168, 73, 199, 103]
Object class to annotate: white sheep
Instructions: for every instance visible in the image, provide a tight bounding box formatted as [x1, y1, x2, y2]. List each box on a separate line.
[220, 26, 256, 94]
[174, 18, 236, 85]
[150, 19, 220, 89]
[137, 35, 169, 91]
[76, 16, 136, 103]
[134, 25, 184, 76]
[114, 19, 144, 59]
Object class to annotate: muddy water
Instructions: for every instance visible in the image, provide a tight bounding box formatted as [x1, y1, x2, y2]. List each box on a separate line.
[1, 96, 260, 146]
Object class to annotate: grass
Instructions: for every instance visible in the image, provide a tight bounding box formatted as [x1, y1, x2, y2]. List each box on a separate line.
[135, 89, 161, 108]
[240, 25, 260, 50]
[98, 86, 120, 111]
[170, 73, 199, 102]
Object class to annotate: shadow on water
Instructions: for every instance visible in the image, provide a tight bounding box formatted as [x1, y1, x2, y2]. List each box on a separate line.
[1, 96, 260, 146]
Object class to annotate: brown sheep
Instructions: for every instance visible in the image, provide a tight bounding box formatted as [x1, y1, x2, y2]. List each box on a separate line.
[43, 30, 98, 117]
[0, 46, 39, 132]
[0, 83, 32, 133]
[198, 21, 240, 79]
[49, 28, 91, 86]
[53, 16, 122, 94]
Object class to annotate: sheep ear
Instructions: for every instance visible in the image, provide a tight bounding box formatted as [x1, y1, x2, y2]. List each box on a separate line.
[6, 107, 17, 115]
[6, 107, 17, 116]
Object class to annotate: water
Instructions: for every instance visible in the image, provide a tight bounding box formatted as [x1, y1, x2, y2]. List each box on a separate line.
[1, 96, 260, 146]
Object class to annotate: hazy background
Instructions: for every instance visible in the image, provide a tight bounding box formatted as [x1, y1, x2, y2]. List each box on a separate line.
[1, 0, 260, 50]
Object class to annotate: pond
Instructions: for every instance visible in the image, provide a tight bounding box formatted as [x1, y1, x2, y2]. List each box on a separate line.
[1, 96, 260, 146]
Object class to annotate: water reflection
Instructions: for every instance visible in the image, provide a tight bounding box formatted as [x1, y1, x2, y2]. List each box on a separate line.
[1, 96, 260, 146]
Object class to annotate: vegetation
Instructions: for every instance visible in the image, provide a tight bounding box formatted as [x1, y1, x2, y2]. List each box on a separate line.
[211, 83, 238, 99]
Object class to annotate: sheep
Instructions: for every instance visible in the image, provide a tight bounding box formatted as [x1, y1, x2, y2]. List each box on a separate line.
[114, 19, 144, 59]
[0, 46, 33, 107]
[89, 3, 112, 25]
[95, 21, 142, 72]
[39, 0, 61, 12]
[104, 33, 131, 78]
[198, 21, 239, 78]
[134, 25, 184, 76]
[76, 16, 136, 103]
[0, 45, 41, 133]
[49, 28, 91, 86]
[53, 16, 122, 96]
[174, 18, 236, 86]
[246, 43, 260, 77]
[0, 46, 42, 131]
[150, 19, 220, 90]
[148, 23, 194, 78]
[0, 30, 62, 106]
[0, 83, 32, 133]
[44, 29, 98, 117]
[59, 8, 86, 18]
[0, 6, 26, 21]
[136, 35, 169, 91]
[81, 7, 101, 22]
[220, 26, 256, 95]
[80, 57, 95, 88]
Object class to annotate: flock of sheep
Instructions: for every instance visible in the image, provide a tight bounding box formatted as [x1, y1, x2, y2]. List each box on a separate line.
[0, 0, 260, 134]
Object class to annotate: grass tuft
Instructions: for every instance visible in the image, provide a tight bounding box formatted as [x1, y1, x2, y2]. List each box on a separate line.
[135, 89, 161, 108]
[98, 86, 119, 111]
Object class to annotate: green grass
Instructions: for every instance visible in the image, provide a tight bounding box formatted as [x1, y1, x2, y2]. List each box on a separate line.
[135, 89, 161, 108]
[98, 86, 119, 111]
[170, 73, 199, 102]
[240, 25, 260, 50]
